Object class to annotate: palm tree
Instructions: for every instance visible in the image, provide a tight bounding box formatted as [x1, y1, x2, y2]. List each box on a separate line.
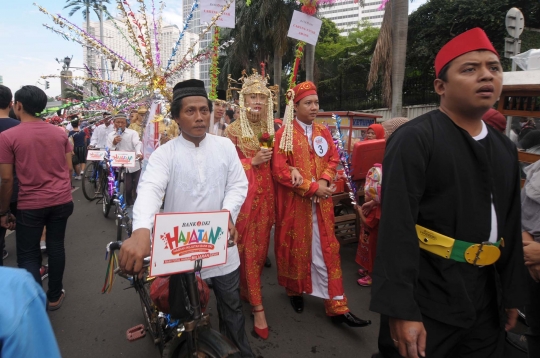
[64, 1, 110, 71]
[367, 0, 411, 117]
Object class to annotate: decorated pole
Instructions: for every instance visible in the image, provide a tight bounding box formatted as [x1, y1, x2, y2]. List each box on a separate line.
[331, 114, 357, 205]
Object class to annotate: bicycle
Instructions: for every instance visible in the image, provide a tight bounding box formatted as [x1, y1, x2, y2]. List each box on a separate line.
[82, 148, 107, 201]
[99, 149, 128, 219]
[102, 242, 240, 358]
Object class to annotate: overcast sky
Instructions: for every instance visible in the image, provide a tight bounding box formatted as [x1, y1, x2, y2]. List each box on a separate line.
[0, 0, 427, 97]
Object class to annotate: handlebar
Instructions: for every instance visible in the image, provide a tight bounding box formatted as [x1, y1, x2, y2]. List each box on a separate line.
[107, 241, 150, 267]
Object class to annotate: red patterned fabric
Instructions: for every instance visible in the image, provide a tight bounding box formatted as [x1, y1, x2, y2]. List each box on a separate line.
[226, 131, 275, 307]
[355, 205, 381, 274]
[273, 121, 346, 300]
[292, 81, 317, 103]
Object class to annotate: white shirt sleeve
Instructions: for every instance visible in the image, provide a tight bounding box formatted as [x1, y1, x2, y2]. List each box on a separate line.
[132, 146, 170, 231]
[106, 131, 115, 150]
[132, 130, 142, 155]
[90, 126, 99, 147]
[221, 141, 248, 223]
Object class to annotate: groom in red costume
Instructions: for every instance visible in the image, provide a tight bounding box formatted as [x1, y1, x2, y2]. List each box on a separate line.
[272, 81, 371, 327]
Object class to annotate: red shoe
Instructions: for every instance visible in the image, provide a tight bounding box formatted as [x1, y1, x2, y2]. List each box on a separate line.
[252, 308, 269, 340]
[357, 268, 368, 277]
[357, 275, 372, 287]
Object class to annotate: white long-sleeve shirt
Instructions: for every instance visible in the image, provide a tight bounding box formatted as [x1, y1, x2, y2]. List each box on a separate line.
[90, 124, 115, 149]
[107, 128, 142, 173]
[133, 133, 248, 278]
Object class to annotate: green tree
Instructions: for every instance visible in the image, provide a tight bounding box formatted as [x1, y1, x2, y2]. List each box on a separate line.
[407, 0, 540, 76]
[220, 0, 299, 117]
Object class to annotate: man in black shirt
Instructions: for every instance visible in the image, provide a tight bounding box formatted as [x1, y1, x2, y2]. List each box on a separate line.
[371, 28, 528, 358]
[0, 85, 20, 265]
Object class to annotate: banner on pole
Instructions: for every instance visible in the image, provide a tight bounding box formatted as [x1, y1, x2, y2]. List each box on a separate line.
[287, 10, 322, 46]
[200, 0, 235, 29]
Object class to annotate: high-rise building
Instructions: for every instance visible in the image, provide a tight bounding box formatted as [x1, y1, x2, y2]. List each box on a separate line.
[318, 1, 385, 35]
[83, 18, 199, 91]
[358, 1, 385, 28]
[183, 0, 213, 91]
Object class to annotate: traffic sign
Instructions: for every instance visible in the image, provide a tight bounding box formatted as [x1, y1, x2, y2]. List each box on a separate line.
[505, 7, 524, 39]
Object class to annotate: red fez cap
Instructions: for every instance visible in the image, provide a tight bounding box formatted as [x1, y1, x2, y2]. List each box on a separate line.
[482, 108, 506, 133]
[435, 28, 499, 77]
[293, 81, 317, 103]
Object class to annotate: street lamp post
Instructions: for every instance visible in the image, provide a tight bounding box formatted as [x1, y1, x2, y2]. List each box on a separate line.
[57, 56, 73, 99]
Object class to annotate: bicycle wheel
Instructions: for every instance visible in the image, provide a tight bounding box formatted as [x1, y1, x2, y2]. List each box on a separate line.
[162, 326, 240, 358]
[82, 162, 97, 201]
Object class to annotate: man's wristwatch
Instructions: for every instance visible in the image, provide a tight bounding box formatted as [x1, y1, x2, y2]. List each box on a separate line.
[0, 210, 11, 217]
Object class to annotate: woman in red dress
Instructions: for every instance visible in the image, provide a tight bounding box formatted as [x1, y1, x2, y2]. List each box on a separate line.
[225, 71, 276, 340]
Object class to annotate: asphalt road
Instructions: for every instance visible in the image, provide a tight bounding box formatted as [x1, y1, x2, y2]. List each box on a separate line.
[2, 182, 528, 358]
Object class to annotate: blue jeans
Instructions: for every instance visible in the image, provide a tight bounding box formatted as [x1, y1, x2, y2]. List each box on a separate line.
[210, 268, 254, 358]
[16, 202, 74, 302]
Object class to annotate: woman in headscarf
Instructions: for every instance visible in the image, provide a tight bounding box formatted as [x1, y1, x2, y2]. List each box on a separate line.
[365, 123, 385, 141]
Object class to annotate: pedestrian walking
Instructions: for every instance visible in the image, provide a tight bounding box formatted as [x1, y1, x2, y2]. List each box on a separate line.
[0, 85, 74, 311]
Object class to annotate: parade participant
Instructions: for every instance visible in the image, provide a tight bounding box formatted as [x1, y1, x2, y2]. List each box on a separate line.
[521, 160, 540, 357]
[365, 123, 385, 141]
[355, 123, 385, 288]
[68, 117, 88, 180]
[482, 108, 506, 134]
[0, 85, 74, 310]
[0, 85, 19, 265]
[106, 114, 143, 207]
[370, 28, 528, 358]
[89, 112, 114, 149]
[224, 70, 279, 339]
[272, 81, 371, 328]
[211, 98, 228, 136]
[154, 115, 180, 145]
[381, 117, 409, 139]
[118, 79, 253, 357]
[128, 108, 144, 140]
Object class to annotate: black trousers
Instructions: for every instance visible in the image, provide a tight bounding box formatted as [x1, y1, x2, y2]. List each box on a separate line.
[378, 276, 504, 358]
[525, 275, 540, 357]
[125, 169, 141, 206]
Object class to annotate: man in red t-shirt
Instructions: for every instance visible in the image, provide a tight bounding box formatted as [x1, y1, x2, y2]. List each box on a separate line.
[0, 85, 74, 311]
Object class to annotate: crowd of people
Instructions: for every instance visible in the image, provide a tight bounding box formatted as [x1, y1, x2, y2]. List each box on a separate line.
[1, 27, 540, 358]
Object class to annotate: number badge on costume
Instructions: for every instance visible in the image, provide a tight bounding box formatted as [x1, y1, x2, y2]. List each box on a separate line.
[313, 136, 328, 157]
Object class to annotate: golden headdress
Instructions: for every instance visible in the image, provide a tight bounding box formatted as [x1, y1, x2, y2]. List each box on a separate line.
[227, 69, 278, 138]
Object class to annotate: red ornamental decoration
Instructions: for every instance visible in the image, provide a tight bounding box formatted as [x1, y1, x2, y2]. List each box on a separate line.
[301, 5, 316, 15]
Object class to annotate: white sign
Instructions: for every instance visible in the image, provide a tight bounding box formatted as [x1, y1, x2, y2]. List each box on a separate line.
[150, 211, 230, 276]
[200, 0, 235, 29]
[287, 10, 322, 46]
[313, 136, 328, 157]
[110, 151, 136, 168]
[86, 150, 106, 161]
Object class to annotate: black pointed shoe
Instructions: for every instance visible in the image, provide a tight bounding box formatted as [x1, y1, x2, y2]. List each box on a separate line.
[331, 312, 371, 327]
[289, 296, 304, 313]
[264, 257, 272, 268]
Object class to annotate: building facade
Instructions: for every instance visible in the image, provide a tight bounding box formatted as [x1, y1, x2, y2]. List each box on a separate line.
[318, 0, 385, 35]
[182, 0, 213, 91]
[83, 18, 199, 93]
